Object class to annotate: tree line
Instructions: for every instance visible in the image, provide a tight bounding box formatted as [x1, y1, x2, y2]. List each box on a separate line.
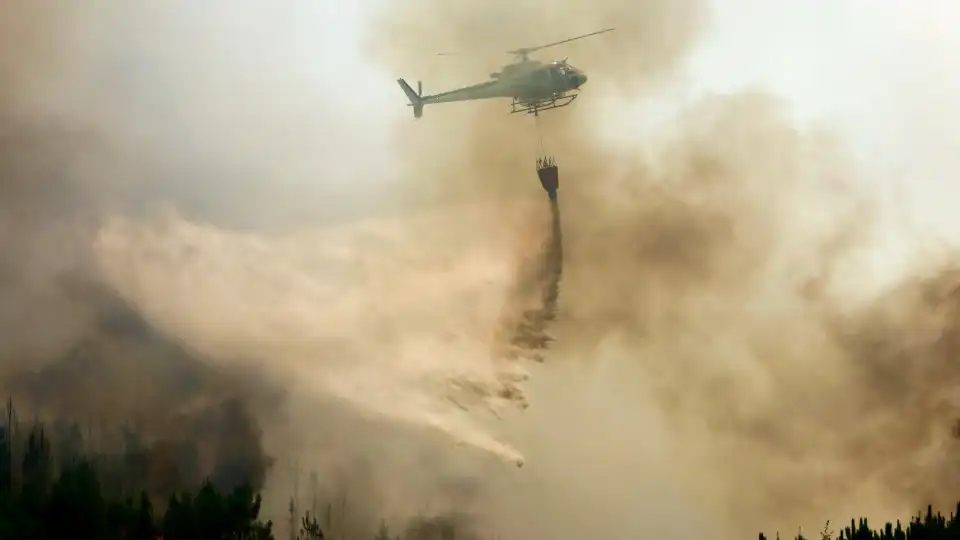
[3, 396, 960, 539]
[0, 397, 317, 540]
[765, 504, 960, 540]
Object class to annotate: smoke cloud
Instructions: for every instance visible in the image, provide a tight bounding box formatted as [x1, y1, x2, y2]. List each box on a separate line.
[4, 1, 960, 539]
[359, 0, 960, 537]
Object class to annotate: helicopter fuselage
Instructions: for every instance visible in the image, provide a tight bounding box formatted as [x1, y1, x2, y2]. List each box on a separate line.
[397, 27, 611, 118]
[397, 60, 589, 118]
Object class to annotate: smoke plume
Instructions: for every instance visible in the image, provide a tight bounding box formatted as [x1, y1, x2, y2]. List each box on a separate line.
[5, 1, 960, 539]
[0, 1, 290, 500]
[360, 0, 960, 537]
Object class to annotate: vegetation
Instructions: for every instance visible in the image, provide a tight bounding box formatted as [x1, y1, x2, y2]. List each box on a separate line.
[763, 507, 960, 540]
[5, 396, 960, 539]
[0, 398, 305, 540]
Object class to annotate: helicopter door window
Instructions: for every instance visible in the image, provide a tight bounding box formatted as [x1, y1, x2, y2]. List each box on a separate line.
[549, 68, 565, 86]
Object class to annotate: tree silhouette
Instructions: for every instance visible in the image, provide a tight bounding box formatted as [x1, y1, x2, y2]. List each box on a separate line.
[0, 398, 276, 539]
[374, 519, 392, 540]
[9, 395, 960, 539]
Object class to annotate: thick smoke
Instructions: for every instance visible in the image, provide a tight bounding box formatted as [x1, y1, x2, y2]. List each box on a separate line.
[1, 0, 547, 532]
[363, 0, 960, 537]
[0, 118, 278, 496]
[6, 1, 960, 539]
[0, 2, 284, 499]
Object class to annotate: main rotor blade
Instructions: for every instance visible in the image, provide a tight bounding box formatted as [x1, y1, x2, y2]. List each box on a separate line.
[506, 27, 615, 56]
[435, 51, 494, 57]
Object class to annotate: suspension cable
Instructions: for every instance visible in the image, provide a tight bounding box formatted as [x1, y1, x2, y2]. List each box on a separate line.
[534, 115, 546, 156]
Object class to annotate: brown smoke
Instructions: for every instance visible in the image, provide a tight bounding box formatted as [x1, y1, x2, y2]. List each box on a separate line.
[0, 2, 280, 498]
[363, 0, 960, 537]
[6, 1, 960, 539]
[1, 0, 535, 532]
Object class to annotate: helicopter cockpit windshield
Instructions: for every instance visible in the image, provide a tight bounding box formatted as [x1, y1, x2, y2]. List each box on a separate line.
[553, 62, 587, 89]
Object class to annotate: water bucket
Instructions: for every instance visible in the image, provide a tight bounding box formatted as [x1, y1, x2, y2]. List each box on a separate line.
[536, 164, 559, 201]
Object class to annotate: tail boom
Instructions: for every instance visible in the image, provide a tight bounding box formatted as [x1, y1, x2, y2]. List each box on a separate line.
[398, 78, 424, 119]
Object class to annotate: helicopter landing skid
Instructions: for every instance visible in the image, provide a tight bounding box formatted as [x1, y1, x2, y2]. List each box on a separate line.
[510, 93, 578, 117]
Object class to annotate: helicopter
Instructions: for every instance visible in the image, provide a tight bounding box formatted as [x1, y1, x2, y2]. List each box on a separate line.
[397, 28, 614, 119]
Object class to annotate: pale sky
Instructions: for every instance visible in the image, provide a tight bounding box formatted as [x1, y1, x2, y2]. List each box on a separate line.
[312, 0, 959, 238]
[122, 0, 957, 248]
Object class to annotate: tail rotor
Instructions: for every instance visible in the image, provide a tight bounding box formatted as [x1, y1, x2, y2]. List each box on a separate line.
[397, 78, 424, 119]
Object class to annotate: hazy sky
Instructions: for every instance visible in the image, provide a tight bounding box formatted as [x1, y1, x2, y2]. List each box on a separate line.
[69, 0, 956, 247]
[322, 0, 958, 236]
[682, 0, 958, 203]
